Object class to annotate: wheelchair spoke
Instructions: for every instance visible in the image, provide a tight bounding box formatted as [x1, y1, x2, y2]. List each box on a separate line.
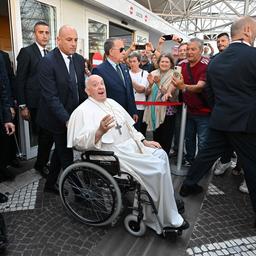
[60, 163, 122, 225]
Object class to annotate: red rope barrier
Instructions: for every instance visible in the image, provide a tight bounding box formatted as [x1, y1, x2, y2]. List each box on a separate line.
[135, 101, 211, 113]
[135, 101, 182, 106]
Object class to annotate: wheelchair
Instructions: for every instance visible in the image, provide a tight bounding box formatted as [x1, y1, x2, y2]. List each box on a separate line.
[59, 150, 185, 237]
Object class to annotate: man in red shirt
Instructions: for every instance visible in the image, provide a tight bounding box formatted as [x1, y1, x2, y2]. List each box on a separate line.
[173, 38, 210, 166]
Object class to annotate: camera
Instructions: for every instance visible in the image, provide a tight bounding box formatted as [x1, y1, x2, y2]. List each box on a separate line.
[135, 44, 146, 50]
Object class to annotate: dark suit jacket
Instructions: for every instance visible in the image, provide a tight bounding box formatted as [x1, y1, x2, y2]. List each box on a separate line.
[92, 60, 137, 117]
[0, 51, 15, 106]
[0, 57, 11, 126]
[16, 43, 43, 108]
[207, 43, 256, 133]
[37, 48, 86, 134]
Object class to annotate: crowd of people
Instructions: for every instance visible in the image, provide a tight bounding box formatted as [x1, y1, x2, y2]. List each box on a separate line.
[1, 15, 256, 249]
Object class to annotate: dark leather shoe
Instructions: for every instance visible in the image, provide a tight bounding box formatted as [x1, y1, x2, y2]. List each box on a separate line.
[0, 168, 15, 182]
[177, 219, 190, 230]
[180, 184, 203, 197]
[44, 186, 59, 195]
[35, 166, 49, 178]
[10, 158, 22, 168]
[0, 193, 8, 204]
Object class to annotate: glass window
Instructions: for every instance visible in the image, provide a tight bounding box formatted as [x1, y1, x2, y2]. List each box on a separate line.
[88, 19, 107, 67]
[20, 0, 57, 49]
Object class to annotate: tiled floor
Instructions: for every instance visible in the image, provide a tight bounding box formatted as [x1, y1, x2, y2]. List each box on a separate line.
[0, 180, 39, 213]
[186, 169, 256, 256]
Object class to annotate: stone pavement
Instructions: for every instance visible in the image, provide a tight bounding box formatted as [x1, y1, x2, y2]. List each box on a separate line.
[0, 160, 255, 255]
[186, 169, 256, 256]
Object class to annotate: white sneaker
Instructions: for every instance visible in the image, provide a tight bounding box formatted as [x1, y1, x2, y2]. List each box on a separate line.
[239, 179, 249, 194]
[214, 159, 232, 175]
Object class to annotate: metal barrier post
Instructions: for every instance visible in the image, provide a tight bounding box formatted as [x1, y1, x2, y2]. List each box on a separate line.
[171, 103, 188, 176]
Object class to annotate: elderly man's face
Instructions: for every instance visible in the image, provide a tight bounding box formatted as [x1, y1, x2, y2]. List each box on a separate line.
[86, 76, 106, 102]
[187, 41, 202, 64]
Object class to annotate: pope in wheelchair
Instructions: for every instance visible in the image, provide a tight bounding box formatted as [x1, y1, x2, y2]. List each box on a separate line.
[64, 75, 189, 236]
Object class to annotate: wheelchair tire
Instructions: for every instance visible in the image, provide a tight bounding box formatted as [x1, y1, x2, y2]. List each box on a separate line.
[59, 161, 122, 226]
[124, 214, 146, 237]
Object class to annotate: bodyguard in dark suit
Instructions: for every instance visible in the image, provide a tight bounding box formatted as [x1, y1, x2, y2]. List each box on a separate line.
[0, 59, 15, 181]
[0, 76, 15, 250]
[37, 25, 86, 194]
[92, 38, 138, 121]
[16, 21, 53, 176]
[179, 17, 256, 225]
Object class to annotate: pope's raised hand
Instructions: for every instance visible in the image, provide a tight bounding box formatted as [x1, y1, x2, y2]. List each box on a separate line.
[99, 114, 115, 134]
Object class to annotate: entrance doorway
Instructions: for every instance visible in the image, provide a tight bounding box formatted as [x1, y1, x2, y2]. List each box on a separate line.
[0, 0, 14, 64]
[109, 22, 133, 48]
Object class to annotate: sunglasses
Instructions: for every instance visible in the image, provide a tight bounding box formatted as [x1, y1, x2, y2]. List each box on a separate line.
[112, 47, 125, 53]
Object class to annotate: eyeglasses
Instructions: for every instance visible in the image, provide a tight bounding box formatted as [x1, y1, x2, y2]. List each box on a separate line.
[112, 47, 125, 53]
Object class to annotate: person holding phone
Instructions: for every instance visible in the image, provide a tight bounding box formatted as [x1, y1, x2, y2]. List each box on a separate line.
[143, 53, 178, 154]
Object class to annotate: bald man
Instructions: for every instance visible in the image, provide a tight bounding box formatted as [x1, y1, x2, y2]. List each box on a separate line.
[37, 25, 87, 194]
[179, 16, 256, 226]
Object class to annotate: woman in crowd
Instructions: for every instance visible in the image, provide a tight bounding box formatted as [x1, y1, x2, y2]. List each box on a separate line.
[143, 53, 178, 154]
[128, 52, 149, 136]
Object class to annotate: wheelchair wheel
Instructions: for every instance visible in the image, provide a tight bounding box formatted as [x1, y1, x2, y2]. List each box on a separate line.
[59, 162, 122, 226]
[124, 214, 146, 237]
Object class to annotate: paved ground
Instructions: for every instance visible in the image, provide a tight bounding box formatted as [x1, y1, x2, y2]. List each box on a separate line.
[186, 169, 256, 256]
[0, 158, 255, 256]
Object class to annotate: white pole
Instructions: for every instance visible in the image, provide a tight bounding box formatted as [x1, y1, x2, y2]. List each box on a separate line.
[176, 103, 187, 173]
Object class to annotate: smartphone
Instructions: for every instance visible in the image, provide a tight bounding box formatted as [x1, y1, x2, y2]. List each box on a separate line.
[162, 34, 173, 41]
[162, 35, 183, 43]
[173, 66, 182, 78]
[135, 44, 146, 50]
[204, 43, 208, 46]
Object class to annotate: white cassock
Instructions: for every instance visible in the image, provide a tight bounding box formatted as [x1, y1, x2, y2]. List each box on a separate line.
[67, 97, 184, 234]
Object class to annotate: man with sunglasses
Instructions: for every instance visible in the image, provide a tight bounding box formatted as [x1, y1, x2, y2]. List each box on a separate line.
[92, 38, 138, 122]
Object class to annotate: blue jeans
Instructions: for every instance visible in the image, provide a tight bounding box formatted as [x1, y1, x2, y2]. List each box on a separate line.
[185, 115, 209, 163]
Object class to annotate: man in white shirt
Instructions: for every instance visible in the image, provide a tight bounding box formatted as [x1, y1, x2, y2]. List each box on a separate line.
[67, 74, 189, 234]
[128, 52, 149, 135]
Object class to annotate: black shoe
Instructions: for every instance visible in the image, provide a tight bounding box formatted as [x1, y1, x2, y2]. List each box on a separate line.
[179, 184, 203, 197]
[35, 166, 49, 178]
[0, 168, 15, 182]
[177, 219, 190, 230]
[10, 158, 22, 168]
[44, 186, 59, 195]
[0, 193, 8, 204]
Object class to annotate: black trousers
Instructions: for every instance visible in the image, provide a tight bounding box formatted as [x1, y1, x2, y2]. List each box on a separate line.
[29, 108, 54, 170]
[134, 110, 147, 137]
[45, 131, 73, 188]
[153, 114, 176, 154]
[184, 128, 256, 212]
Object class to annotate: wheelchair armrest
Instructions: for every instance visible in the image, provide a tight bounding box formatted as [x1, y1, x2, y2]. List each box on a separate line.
[81, 150, 116, 161]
